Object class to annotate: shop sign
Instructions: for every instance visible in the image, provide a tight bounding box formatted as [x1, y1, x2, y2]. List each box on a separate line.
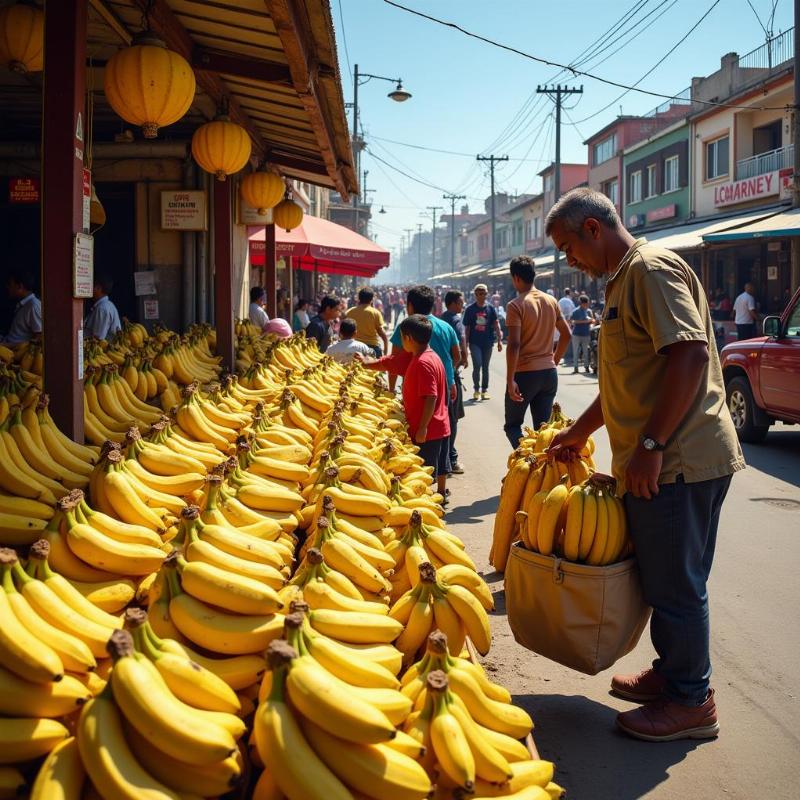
[714, 171, 783, 207]
[646, 203, 676, 223]
[82, 168, 91, 234]
[134, 271, 157, 297]
[143, 299, 160, 319]
[237, 203, 273, 226]
[73, 233, 94, 299]
[779, 167, 793, 199]
[9, 178, 39, 203]
[627, 213, 645, 228]
[767, 266, 779, 280]
[77, 328, 84, 381]
[160, 190, 208, 231]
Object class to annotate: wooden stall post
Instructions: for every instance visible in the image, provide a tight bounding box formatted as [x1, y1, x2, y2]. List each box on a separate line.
[41, 0, 87, 440]
[265, 222, 277, 318]
[213, 179, 234, 369]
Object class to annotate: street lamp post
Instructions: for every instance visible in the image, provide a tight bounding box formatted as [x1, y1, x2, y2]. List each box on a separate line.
[351, 64, 411, 233]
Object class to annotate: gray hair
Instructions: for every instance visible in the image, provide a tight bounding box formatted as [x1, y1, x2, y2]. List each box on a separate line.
[544, 187, 620, 235]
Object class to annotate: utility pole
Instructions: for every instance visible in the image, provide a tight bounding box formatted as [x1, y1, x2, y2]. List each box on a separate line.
[426, 206, 443, 277]
[443, 193, 466, 274]
[417, 223, 423, 281]
[476, 155, 509, 269]
[537, 84, 583, 287]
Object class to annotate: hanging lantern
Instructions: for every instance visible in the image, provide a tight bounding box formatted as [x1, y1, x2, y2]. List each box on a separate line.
[273, 197, 304, 232]
[0, 3, 44, 73]
[104, 32, 196, 139]
[240, 169, 285, 215]
[192, 116, 251, 181]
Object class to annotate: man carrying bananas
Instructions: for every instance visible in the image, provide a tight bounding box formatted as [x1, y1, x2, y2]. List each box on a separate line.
[545, 188, 744, 743]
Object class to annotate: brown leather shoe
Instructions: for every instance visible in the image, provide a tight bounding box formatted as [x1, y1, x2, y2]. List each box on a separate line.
[616, 689, 719, 742]
[610, 667, 667, 702]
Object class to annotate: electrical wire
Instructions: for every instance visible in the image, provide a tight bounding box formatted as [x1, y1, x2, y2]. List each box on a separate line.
[569, 0, 723, 124]
[745, 0, 771, 38]
[381, 0, 791, 111]
[367, 134, 553, 162]
[336, 0, 352, 82]
[500, 112, 555, 183]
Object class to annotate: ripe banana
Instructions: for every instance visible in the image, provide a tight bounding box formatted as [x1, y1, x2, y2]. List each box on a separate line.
[0, 717, 70, 764]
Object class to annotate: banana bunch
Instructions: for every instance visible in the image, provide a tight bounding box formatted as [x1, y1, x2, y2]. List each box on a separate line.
[120, 354, 169, 403]
[519, 474, 632, 566]
[387, 510, 476, 601]
[254, 638, 430, 800]
[390, 562, 492, 663]
[174, 382, 248, 453]
[73, 628, 244, 798]
[154, 554, 285, 656]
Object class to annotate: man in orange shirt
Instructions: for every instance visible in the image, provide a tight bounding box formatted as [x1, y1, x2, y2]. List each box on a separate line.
[504, 256, 572, 448]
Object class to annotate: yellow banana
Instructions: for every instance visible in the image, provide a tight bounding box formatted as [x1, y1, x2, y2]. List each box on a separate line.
[0, 717, 70, 764]
[443, 583, 491, 655]
[308, 608, 403, 645]
[447, 671, 532, 739]
[179, 559, 283, 615]
[0, 667, 89, 718]
[563, 485, 585, 561]
[436, 563, 494, 610]
[536, 477, 570, 556]
[429, 679, 475, 792]
[29, 735, 84, 800]
[70, 578, 136, 613]
[586, 490, 610, 566]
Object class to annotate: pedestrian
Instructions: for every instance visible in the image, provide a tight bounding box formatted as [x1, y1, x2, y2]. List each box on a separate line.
[345, 287, 388, 357]
[359, 315, 450, 498]
[84, 273, 122, 341]
[545, 187, 744, 742]
[569, 295, 594, 374]
[733, 282, 758, 340]
[304, 296, 340, 353]
[504, 257, 570, 448]
[326, 318, 375, 363]
[463, 283, 503, 401]
[557, 288, 576, 365]
[439, 290, 468, 475]
[3, 269, 42, 345]
[292, 299, 310, 332]
[248, 287, 269, 332]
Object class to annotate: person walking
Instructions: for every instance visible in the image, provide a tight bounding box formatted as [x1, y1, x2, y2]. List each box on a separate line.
[439, 290, 468, 475]
[556, 288, 576, 365]
[84, 274, 122, 341]
[732, 282, 758, 340]
[504, 257, 570, 448]
[292, 299, 310, 332]
[463, 283, 503, 401]
[546, 187, 744, 742]
[304, 296, 340, 353]
[345, 287, 388, 357]
[569, 295, 594, 374]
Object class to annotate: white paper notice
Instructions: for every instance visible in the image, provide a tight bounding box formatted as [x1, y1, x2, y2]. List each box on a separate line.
[134, 271, 157, 296]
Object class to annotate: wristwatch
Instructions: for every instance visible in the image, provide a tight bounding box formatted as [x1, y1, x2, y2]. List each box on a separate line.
[641, 435, 666, 452]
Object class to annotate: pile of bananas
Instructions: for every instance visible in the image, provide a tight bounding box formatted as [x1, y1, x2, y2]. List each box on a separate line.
[517, 474, 632, 567]
[490, 403, 597, 572]
[0, 332, 565, 799]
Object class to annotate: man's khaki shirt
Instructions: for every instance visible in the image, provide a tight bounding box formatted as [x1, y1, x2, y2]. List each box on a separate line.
[599, 239, 744, 494]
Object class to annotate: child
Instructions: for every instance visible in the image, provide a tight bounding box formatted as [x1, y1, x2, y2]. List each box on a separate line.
[359, 314, 451, 497]
[326, 318, 375, 363]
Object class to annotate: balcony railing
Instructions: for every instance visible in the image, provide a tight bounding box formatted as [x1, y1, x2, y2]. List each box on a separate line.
[735, 145, 794, 180]
[738, 28, 794, 70]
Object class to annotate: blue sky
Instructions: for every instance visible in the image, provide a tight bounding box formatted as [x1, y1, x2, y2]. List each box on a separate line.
[334, 0, 794, 258]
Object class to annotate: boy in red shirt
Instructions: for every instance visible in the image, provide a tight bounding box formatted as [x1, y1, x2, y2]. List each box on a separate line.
[359, 314, 450, 497]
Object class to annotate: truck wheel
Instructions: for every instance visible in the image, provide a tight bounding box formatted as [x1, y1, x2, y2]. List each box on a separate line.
[726, 376, 769, 443]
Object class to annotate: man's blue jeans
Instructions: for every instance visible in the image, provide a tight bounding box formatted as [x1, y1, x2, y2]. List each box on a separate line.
[624, 474, 731, 706]
[469, 342, 493, 393]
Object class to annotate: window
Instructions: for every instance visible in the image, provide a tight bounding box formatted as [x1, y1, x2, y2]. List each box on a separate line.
[526, 217, 541, 241]
[646, 164, 657, 198]
[593, 134, 618, 165]
[629, 171, 642, 204]
[664, 156, 679, 192]
[786, 298, 800, 337]
[705, 136, 729, 180]
[544, 174, 553, 192]
[512, 220, 523, 247]
[603, 178, 618, 206]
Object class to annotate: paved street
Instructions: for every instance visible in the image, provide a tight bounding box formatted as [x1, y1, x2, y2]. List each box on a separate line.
[444, 354, 800, 800]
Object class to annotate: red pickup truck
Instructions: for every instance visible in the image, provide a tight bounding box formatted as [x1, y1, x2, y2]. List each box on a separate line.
[720, 287, 800, 442]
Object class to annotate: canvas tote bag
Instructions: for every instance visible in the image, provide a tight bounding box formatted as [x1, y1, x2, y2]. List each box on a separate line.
[505, 541, 651, 675]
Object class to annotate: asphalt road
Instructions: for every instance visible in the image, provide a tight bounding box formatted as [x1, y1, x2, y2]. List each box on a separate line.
[444, 353, 800, 800]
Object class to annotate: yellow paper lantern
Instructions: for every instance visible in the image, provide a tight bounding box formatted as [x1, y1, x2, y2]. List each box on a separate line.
[273, 198, 304, 232]
[240, 170, 285, 215]
[0, 3, 44, 73]
[192, 117, 252, 181]
[104, 33, 196, 139]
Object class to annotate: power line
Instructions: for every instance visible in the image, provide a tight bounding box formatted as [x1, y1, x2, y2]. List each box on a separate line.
[335, 0, 352, 82]
[366, 147, 464, 196]
[569, 0, 723, 124]
[368, 134, 553, 162]
[500, 112, 555, 183]
[381, 0, 791, 111]
[745, 0, 771, 38]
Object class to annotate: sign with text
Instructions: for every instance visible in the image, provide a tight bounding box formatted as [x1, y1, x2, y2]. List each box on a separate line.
[82, 168, 91, 233]
[160, 190, 207, 230]
[9, 178, 39, 203]
[646, 203, 676, 223]
[134, 271, 157, 296]
[714, 171, 788, 207]
[237, 202, 273, 226]
[73, 233, 94, 298]
[627, 213, 645, 228]
[143, 299, 160, 319]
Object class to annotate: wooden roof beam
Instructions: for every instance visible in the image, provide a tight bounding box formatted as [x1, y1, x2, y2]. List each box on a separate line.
[263, 0, 356, 199]
[131, 0, 266, 160]
[192, 50, 292, 87]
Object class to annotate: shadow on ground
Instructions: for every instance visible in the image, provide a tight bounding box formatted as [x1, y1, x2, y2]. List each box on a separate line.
[741, 429, 800, 488]
[446, 494, 500, 525]
[515, 692, 711, 799]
